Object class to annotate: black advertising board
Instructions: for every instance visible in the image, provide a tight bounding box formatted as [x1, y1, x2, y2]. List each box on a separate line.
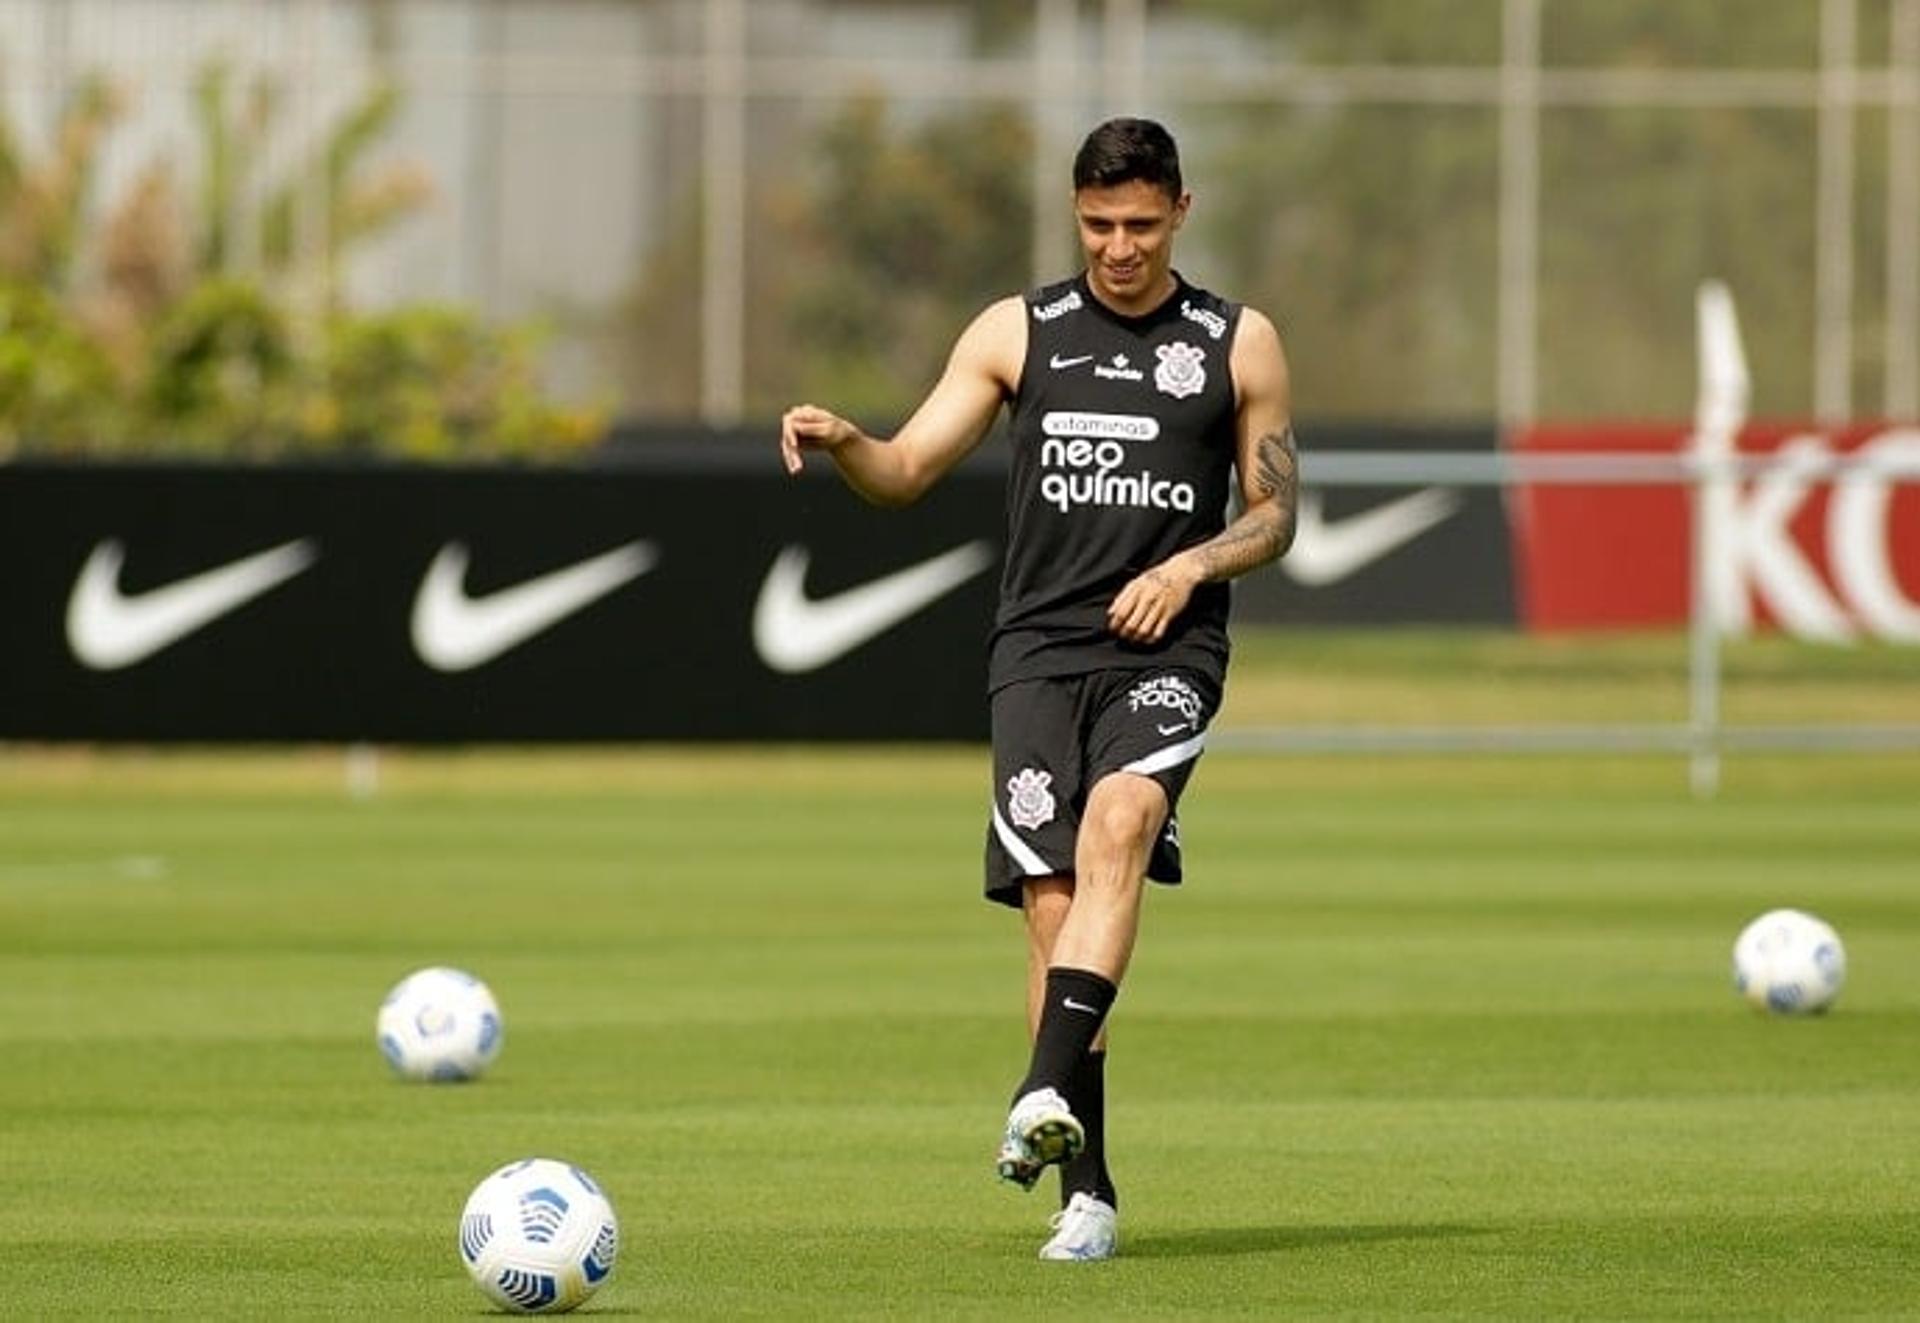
[0, 458, 998, 741]
[0, 422, 1516, 742]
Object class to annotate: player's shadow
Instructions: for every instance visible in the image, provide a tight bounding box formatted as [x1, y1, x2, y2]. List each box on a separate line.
[1127, 1221, 1489, 1259]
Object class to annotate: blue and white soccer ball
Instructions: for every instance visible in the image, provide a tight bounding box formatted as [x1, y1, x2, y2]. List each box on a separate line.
[460, 1158, 620, 1314]
[376, 966, 503, 1081]
[1733, 908, 1846, 1015]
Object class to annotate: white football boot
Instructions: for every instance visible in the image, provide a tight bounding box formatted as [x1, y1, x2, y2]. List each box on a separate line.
[1039, 1191, 1119, 1262]
[995, 1086, 1084, 1190]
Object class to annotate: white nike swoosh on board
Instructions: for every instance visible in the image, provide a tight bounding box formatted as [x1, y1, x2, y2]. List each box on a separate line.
[411, 540, 657, 672]
[66, 538, 319, 670]
[1050, 354, 1094, 370]
[753, 541, 995, 674]
[1281, 487, 1464, 587]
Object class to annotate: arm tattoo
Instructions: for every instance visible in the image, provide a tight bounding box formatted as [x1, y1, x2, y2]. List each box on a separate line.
[1255, 426, 1298, 507]
[1255, 426, 1299, 555]
[1184, 427, 1299, 583]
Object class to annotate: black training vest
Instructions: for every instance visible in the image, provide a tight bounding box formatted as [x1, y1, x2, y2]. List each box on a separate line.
[989, 271, 1241, 692]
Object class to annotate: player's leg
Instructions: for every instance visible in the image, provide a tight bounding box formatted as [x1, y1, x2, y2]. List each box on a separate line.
[997, 875, 1089, 1189]
[1002, 770, 1162, 1197]
[1024, 670, 1215, 1255]
[1035, 884, 1122, 1264]
[1015, 768, 1163, 1091]
[986, 681, 1089, 1189]
[1024, 878, 1118, 1221]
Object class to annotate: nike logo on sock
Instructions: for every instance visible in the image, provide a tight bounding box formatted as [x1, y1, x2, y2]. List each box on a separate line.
[1062, 997, 1102, 1015]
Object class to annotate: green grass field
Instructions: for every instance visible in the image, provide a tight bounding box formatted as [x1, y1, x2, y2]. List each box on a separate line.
[4, 633, 1919, 1318]
[4, 736, 1919, 1318]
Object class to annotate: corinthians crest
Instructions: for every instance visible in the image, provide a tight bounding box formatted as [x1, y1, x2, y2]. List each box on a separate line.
[1006, 767, 1057, 830]
[1154, 341, 1206, 399]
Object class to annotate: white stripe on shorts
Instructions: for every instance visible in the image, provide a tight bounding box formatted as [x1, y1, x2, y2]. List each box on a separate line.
[991, 805, 1055, 876]
[1122, 729, 1209, 777]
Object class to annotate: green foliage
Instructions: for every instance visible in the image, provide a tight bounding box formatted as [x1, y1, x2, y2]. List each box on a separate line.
[0, 66, 600, 461]
[0, 74, 121, 291]
[1542, 0, 1820, 70]
[766, 98, 1032, 422]
[141, 277, 294, 451]
[1196, 100, 1501, 419]
[602, 191, 704, 421]
[0, 283, 123, 447]
[316, 307, 602, 460]
[1173, 3, 1845, 421]
[1538, 105, 1818, 420]
[1167, 0, 1503, 64]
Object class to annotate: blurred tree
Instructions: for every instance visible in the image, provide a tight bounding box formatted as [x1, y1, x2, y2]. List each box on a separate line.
[1195, 99, 1500, 420]
[317, 307, 601, 460]
[0, 75, 122, 291]
[599, 188, 704, 422]
[0, 65, 602, 460]
[1168, 0, 1827, 421]
[763, 97, 1032, 423]
[614, 96, 1031, 427]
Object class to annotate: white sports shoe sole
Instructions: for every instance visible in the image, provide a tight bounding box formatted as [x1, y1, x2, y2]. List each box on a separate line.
[995, 1087, 1084, 1190]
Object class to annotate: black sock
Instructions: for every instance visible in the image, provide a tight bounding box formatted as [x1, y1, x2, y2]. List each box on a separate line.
[1060, 1048, 1116, 1211]
[1015, 967, 1117, 1102]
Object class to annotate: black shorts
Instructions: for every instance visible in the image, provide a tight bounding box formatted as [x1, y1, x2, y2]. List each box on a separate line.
[983, 667, 1221, 908]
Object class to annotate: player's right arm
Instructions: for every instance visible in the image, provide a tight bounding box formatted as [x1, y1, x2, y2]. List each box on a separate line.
[780, 296, 1025, 507]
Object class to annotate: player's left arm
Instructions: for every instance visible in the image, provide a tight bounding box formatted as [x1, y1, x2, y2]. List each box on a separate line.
[1107, 308, 1298, 644]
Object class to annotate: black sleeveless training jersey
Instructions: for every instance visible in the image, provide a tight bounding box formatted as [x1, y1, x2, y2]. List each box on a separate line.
[989, 271, 1242, 692]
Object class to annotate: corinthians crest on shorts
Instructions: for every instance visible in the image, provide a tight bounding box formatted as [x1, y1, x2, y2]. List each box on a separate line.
[1154, 341, 1206, 399]
[1006, 767, 1057, 829]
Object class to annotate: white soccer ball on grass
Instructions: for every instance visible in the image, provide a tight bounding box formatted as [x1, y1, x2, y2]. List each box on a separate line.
[376, 966, 503, 1080]
[460, 1158, 619, 1314]
[1732, 908, 1846, 1015]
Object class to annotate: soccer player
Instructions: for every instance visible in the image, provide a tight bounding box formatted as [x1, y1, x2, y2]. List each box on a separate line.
[779, 116, 1297, 1262]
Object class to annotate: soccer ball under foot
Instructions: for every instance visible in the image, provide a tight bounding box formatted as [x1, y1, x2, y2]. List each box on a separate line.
[1732, 908, 1846, 1015]
[460, 1158, 619, 1314]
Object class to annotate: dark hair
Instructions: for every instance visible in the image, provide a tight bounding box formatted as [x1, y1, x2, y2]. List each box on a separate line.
[1072, 117, 1183, 200]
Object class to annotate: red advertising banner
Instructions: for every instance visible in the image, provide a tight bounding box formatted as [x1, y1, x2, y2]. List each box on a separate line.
[1513, 423, 1920, 640]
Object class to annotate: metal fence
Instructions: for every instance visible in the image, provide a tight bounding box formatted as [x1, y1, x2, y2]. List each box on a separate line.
[2, 0, 1918, 426]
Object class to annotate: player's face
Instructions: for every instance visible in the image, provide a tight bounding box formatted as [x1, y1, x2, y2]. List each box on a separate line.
[1074, 179, 1189, 312]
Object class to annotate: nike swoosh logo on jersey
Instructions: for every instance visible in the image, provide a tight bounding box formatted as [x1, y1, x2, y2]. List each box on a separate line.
[1049, 353, 1094, 370]
[411, 540, 657, 672]
[1157, 722, 1191, 736]
[753, 541, 995, 674]
[67, 537, 319, 670]
[1281, 487, 1464, 587]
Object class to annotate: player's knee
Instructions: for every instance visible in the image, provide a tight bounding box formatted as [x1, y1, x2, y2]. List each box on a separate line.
[1084, 775, 1165, 851]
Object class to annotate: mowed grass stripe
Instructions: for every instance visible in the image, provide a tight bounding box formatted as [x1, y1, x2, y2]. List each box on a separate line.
[2, 748, 1918, 1316]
